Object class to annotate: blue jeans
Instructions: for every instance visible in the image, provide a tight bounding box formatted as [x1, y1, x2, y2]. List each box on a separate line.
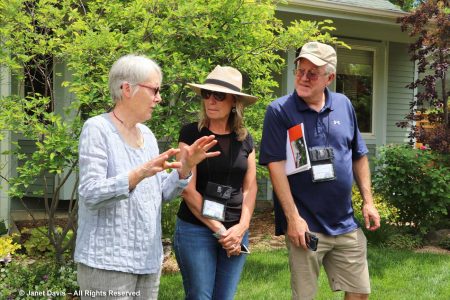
[174, 218, 249, 300]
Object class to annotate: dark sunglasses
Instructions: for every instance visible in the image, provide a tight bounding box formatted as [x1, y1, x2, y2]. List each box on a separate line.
[200, 89, 227, 101]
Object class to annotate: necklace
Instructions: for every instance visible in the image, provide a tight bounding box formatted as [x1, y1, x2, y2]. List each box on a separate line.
[112, 110, 144, 148]
[112, 110, 124, 124]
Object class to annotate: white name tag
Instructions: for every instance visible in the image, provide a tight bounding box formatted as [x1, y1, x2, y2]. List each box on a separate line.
[311, 163, 335, 181]
[202, 198, 225, 221]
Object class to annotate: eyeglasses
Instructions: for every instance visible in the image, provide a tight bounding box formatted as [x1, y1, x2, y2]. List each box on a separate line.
[293, 68, 326, 81]
[200, 89, 227, 101]
[120, 82, 160, 96]
[137, 83, 160, 96]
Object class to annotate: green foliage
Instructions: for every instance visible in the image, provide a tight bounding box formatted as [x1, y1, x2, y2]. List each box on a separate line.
[352, 185, 402, 246]
[21, 226, 73, 258]
[161, 198, 182, 239]
[0, 0, 344, 264]
[373, 144, 450, 234]
[352, 185, 398, 222]
[0, 258, 78, 299]
[438, 236, 450, 250]
[0, 235, 21, 259]
[385, 233, 423, 250]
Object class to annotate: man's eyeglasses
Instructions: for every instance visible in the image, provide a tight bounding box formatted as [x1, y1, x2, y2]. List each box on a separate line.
[137, 83, 160, 96]
[293, 68, 326, 81]
[200, 89, 227, 101]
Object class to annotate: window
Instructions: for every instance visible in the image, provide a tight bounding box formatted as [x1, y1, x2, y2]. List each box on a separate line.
[335, 48, 374, 133]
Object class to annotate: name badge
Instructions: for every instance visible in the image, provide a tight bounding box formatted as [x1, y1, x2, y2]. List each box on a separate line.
[311, 163, 335, 182]
[201, 181, 232, 221]
[309, 147, 337, 183]
[202, 199, 226, 221]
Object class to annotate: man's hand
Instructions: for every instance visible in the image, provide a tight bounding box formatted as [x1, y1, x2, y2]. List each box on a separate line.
[286, 215, 309, 250]
[362, 203, 380, 231]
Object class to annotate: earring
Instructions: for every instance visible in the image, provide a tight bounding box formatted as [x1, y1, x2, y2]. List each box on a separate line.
[232, 107, 236, 113]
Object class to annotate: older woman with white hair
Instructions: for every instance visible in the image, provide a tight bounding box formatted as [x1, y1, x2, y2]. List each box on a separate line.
[174, 66, 258, 300]
[75, 54, 219, 299]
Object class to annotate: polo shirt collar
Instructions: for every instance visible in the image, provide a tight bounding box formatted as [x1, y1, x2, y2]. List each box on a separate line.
[293, 87, 335, 113]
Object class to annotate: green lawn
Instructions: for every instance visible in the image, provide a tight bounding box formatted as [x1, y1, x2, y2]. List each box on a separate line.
[159, 247, 450, 300]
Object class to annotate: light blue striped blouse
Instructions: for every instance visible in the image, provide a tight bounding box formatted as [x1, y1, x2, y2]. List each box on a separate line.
[74, 114, 189, 274]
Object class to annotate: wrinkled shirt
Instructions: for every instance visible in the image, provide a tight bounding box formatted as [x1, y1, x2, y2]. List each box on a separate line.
[75, 114, 189, 274]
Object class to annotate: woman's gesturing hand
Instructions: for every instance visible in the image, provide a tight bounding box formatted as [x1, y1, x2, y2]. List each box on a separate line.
[178, 135, 220, 178]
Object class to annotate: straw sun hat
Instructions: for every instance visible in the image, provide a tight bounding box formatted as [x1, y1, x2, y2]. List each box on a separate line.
[187, 65, 257, 106]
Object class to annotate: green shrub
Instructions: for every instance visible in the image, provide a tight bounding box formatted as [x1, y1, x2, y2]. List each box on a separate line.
[352, 185, 402, 246]
[385, 233, 423, 250]
[161, 198, 182, 239]
[438, 237, 450, 250]
[0, 235, 21, 259]
[373, 145, 450, 234]
[0, 258, 78, 299]
[21, 226, 73, 258]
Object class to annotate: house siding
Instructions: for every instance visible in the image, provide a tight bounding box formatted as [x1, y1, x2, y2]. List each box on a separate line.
[386, 42, 414, 144]
[0, 66, 11, 225]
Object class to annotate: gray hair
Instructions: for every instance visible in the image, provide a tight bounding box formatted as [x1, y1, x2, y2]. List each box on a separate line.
[325, 63, 336, 75]
[109, 54, 162, 103]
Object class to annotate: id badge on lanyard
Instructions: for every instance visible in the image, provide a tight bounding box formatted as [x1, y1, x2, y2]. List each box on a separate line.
[201, 181, 232, 221]
[309, 147, 336, 182]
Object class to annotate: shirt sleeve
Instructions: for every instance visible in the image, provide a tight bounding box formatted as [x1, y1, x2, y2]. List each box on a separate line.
[259, 105, 288, 165]
[78, 119, 130, 210]
[161, 170, 192, 201]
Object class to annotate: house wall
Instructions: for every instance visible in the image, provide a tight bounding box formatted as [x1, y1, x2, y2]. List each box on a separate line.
[386, 42, 415, 144]
[0, 66, 12, 226]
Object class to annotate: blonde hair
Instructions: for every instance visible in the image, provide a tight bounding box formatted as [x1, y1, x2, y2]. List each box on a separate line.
[197, 96, 248, 141]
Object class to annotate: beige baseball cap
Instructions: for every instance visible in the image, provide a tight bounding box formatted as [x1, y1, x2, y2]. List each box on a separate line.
[295, 42, 337, 68]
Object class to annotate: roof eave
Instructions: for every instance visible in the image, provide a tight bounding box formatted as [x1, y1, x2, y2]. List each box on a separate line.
[281, 0, 409, 23]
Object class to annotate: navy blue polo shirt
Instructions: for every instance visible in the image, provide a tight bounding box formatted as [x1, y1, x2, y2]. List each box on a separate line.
[259, 88, 368, 236]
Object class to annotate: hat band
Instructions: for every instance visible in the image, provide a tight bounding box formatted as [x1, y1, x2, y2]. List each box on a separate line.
[204, 79, 241, 92]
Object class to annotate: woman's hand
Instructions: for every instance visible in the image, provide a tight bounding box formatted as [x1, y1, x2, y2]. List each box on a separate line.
[178, 135, 220, 178]
[219, 223, 247, 257]
[129, 148, 181, 190]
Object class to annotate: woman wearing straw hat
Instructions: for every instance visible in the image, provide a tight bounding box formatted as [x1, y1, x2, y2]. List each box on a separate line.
[173, 66, 258, 300]
[75, 55, 220, 299]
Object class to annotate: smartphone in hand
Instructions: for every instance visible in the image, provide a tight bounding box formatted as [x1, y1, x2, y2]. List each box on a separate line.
[305, 232, 319, 251]
[240, 244, 251, 254]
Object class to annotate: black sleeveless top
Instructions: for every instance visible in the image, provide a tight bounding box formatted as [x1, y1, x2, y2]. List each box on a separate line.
[177, 122, 254, 228]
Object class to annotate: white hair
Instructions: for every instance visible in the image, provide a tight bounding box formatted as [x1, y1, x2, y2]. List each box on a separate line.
[109, 54, 162, 103]
[325, 63, 336, 75]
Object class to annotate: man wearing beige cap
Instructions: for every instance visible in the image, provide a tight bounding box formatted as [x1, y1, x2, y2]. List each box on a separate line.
[260, 41, 380, 299]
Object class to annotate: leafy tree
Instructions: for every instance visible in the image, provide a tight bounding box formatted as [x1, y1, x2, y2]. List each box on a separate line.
[397, 0, 449, 154]
[0, 0, 343, 264]
[389, 0, 422, 11]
